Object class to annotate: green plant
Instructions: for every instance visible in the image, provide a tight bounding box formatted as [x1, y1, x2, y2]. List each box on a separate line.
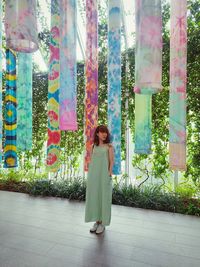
[1, 177, 199, 216]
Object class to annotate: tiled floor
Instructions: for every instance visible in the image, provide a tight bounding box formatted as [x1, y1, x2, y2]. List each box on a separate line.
[0, 190, 200, 267]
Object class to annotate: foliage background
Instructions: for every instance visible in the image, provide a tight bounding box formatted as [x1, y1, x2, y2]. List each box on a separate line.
[0, 0, 199, 195]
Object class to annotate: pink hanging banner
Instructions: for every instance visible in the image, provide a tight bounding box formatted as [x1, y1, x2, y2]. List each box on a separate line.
[84, 0, 98, 171]
[134, 0, 162, 95]
[169, 0, 187, 171]
[5, 0, 38, 53]
[134, 0, 162, 155]
[0, 1, 2, 165]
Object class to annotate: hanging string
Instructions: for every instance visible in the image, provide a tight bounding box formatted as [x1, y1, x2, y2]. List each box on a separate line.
[108, 0, 121, 175]
[169, 0, 187, 171]
[121, 0, 130, 180]
[46, 0, 61, 172]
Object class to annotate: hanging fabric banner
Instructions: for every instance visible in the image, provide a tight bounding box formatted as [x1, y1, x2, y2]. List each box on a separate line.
[84, 0, 98, 171]
[135, 94, 152, 154]
[0, 1, 2, 165]
[108, 0, 121, 175]
[134, 0, 162, 94]
[134, 0, 162, 154]
[59, 0, 78, 131]
[47, 0, 61, 172]
[4, 49, 18, 168]
[5, 0, 38, 53]
[17, 53, 32, 150]
[169, 0, 187, 171]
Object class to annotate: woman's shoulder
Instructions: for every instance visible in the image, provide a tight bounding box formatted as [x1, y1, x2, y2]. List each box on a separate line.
[107, 143, 113, 149]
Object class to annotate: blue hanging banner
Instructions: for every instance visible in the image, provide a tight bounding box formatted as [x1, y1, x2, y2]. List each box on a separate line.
[4, 49, 18, 168]
[108, 0, 121, 175]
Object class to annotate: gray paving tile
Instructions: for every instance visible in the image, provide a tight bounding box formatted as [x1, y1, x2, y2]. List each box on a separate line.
[0, 246, 48, 267]
[0, 190, 200, 267]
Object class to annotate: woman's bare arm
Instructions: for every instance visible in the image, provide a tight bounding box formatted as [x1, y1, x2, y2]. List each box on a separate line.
[108, 144, 114, 176]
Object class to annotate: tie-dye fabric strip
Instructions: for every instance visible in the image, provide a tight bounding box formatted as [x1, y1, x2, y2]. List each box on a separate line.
[17, 53, 32, 150]
[134, 0, 162, 94]
[0, 1, 2, 165]
[169, 0, 187, 171]
[135, 94, 152, 154]
[5, 0, 38, 53]
[134, 0, 162, 154]
[84, 0, 98, 171]
[47, 0, 61, 172]
[4, 49, 17, 168]
[59, 0, 78, 131]
[108, 0, 121, 175]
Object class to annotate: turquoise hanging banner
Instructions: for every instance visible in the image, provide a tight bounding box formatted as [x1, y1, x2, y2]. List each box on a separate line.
[4, 49, 18, 168]
[108, 0, 121, 175]
[17, 53, 33, 150]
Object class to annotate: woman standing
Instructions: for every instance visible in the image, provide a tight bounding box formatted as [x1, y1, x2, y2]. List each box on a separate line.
[85, 125, 114, 234]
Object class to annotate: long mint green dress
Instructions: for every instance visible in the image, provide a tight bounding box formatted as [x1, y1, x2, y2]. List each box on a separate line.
[85, 145, 112, 226]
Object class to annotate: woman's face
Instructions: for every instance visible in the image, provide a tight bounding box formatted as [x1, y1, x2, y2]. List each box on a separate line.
[97, 131, 107, 142]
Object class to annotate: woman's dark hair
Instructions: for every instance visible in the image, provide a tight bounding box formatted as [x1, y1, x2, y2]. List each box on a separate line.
[93, 125, 110, 146]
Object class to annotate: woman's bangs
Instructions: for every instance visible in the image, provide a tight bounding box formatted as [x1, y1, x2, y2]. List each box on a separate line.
[98, 125, 108, 133]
